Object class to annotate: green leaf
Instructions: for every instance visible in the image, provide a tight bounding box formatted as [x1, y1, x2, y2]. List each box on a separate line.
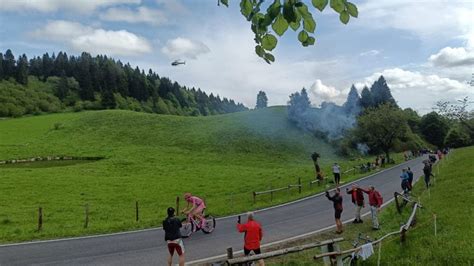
[267, 0, 282, 20]
[272, 14, 289, 36]
[298, 30, 309, 43]
[240, 0, 253, 19]
[219, 0, 229, 7]
[289, 11, 301, 31]
[255, 45, 265, 57]
[283, 0, 297, 23]
[330, 0, 344, 13]
[339, 10, 350, 24]
[303, 16, 316, 33]
[312, 0, 328, 11]
[296, 3, 311, 19]
[261, 34, 278, 51]
[346, 2, 358, 18]
[306, 36, 316, 45]
[265, 53, 275, 62]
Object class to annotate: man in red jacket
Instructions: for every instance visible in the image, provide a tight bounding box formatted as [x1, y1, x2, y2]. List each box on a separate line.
[361, 186, 383, 230]
[346, 184, 365, 224]
[237, 212, 265, 266]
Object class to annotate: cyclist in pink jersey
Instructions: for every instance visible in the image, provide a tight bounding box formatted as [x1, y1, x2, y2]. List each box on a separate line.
[182, 193, 206, 227]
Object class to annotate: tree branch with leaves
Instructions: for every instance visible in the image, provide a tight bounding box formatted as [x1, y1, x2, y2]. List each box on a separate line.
[218, 0, 358, 63]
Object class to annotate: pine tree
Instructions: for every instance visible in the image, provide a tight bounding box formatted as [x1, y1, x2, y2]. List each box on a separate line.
[3, 49, 16, 79]
[343, 84, 360, 114]
[0, 53, 4, 80]
[16, 54, 29, 85]
[360, 86, 373, 109]
[42, 53, 54, 81]
[371, 76, 397, 107]
[256, 90, 268, 109]
[77, 52, 94, 100]
[55, 71, 69, 100]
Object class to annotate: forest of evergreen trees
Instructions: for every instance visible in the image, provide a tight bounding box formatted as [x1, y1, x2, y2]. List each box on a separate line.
[0, 49, 247, 117]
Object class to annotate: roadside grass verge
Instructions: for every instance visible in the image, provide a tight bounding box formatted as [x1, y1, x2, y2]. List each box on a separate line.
[266, 146, 474, 265]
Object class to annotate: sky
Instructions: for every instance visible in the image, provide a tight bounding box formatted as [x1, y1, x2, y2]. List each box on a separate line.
[0, 0, 473, 113]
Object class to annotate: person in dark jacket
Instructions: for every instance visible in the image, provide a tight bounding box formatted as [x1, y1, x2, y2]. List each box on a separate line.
[407, 167, 414, 191]
[346, 184, 364, 223]
[163, 207, 184, 266]
[326, 188, 343, 234]
[423, 162, 434, 188]
[237, 212, 265, 265]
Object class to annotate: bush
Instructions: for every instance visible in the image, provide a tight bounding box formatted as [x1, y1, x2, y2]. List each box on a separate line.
[445, 128, 471, 148]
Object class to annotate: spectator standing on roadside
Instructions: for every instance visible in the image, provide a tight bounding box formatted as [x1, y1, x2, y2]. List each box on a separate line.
[163, 207, 185, 266]
[326, 188, 344, 233]
[423, 162, 434, 188]
[361, 186, 383, 230]
[407, 167, 414, 190]
[237, 212, 265, 266]
[332, 163, 341, 185]
[400, 168, 410, 193]
[346, 184, 365, 223]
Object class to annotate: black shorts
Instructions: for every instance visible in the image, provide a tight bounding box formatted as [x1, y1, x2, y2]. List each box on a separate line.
[244, 247, 261, 256]
[335, 209, 342, 219]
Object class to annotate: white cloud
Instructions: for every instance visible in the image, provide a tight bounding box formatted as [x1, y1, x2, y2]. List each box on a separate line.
[0, 0, 140, 13]
[150, 26, 351, 108]
[100, 6, 167, 26]
[356, 68, 472, 113]
[309, 80, 346, 106]
[161, 38, 210, 59]
[32, 20, 152, 56]
[429, 47, 474, 67]
[359, 50, 380, 57]
[357, 0, 473, 40]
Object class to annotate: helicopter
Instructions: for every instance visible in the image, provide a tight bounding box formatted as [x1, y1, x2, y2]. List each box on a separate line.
[171, 60, 186, 66]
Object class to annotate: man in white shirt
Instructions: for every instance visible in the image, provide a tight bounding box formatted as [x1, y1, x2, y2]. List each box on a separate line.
[332, 163, 341, 185]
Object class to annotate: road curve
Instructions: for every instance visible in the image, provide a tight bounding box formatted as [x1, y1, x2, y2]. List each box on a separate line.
[0, 156, 427, 265]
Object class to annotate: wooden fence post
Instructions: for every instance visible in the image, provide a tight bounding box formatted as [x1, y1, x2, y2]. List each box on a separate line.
[176, 196, 180, 214]
[135, 201, 139, 222]
[298, 177, 302, 194]
[38, 207, 43, 231]
[84, 203, 89, 228]
[227, 247, 233, 260]
[253, 192, 256, 204]
[394, 192, 401, 214]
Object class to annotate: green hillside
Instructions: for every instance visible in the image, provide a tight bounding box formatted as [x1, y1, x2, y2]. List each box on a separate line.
[0, 107, 356, 242]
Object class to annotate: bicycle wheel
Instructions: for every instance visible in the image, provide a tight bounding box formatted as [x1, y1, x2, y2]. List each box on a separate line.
[201, 215, 216, 234]
[180, 218, 194, 238]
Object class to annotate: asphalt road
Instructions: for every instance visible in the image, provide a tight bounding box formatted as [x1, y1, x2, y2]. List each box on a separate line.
[0, 156, 427, 265]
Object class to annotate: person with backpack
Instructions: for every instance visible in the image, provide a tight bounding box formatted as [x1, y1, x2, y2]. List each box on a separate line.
[423, 162, 434, 188]
[361, 186, 383, 230]
[163, 207, 185, 266]
[346, 184, 365, 223]
[326, 188, 344, 233]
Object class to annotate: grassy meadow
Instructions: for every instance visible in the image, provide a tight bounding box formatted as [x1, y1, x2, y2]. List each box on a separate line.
[0, 107, 400, 242]
[267, 146, 474, 265]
